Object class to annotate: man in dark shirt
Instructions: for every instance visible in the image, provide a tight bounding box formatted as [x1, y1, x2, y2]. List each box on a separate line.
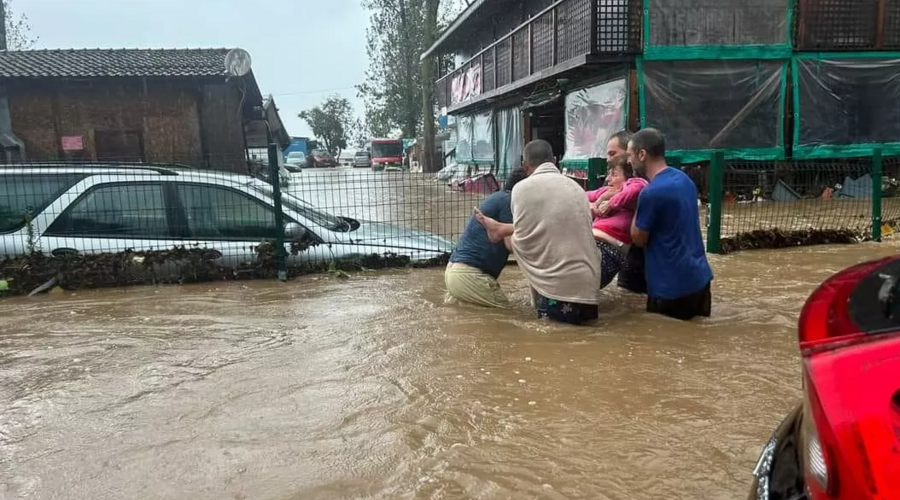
[629, 128, 713, 320]
[445, 169, 528, 308]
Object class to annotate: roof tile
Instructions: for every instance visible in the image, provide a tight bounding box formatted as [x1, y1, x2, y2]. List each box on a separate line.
[0, 48, 238, 79]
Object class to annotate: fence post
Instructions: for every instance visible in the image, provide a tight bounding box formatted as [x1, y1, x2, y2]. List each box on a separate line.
[873, 147, 883, 242]
[587, 157, 607, 190]
[706, 151, 725, 254]
[268, 140, 288, 281]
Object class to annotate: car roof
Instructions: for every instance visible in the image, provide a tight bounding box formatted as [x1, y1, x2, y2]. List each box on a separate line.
[0, 163, 263, 187]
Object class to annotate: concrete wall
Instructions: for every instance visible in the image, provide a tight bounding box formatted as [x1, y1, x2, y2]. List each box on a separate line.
[8, 78, 248, 174]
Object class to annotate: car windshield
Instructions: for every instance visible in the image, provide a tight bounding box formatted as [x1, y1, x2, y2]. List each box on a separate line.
[246, 182, 346, 230]
[355, 151, 370, 157]
[288, 152, 305, 158]
[312, 150, 329, 156]
[371, 142, 402, 157]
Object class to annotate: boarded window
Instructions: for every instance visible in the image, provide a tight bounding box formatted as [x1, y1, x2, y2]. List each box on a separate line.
[95, 130, 144, 162]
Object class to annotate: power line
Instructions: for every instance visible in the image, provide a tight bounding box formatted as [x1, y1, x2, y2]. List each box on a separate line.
[270, 86, 358, 97]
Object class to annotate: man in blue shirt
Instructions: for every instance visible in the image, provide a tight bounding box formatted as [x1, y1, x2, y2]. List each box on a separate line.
[445, 169, 529, 308]
[628, 128, 713, 320]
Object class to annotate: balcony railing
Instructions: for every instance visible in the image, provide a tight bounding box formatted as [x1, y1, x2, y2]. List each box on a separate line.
[794, 0, 900, 50]
[436, 0, 641, 110]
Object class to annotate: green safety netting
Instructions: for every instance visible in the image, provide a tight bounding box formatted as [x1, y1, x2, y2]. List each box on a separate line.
[561, 77, 628, 168]
[643, 0, 792, 60]
[496, 106, 523, 179]
[793, 54, 900, 159]
[638, 58, 787, 163]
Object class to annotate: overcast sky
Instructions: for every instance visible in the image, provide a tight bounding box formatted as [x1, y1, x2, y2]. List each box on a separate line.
[21, 0, 370, 139]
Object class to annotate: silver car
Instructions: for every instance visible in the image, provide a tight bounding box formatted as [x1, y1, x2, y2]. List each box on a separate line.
[353, 151, 371, 168]
[0, 165, 454, 269]
[284, 151, 307, 172]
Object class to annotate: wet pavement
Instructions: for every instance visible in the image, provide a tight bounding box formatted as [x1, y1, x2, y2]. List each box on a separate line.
[2, 241, 898, 500]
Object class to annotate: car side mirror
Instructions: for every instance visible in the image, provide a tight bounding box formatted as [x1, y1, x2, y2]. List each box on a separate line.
[284, 222, 310, 242]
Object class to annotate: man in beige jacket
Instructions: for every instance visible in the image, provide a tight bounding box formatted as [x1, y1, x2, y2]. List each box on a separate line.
[475, 139, 602, 325]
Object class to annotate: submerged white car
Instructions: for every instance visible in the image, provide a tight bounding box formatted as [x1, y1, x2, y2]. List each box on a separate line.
[0, 164, 454, 268]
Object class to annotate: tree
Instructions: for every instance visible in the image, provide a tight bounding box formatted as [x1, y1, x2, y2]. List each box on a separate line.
[358, 0, 431, 140]
[298, 95, 353, 157]
[420, 0, 440, 172]
[1, 0, 37, 50]
[360, 0, 466, 170]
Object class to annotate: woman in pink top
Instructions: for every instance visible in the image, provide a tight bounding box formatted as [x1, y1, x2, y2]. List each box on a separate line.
[585, 155, 648, 288]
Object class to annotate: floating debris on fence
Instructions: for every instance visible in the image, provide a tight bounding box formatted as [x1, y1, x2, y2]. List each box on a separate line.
[719, 228, 859, 254]
[0, 246, 451, 298]
[772, 180, 801, 202]
[835, 174, 873, 199]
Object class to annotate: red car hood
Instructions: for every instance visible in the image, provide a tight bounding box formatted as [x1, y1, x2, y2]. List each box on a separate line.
[811, 334, 900, 497]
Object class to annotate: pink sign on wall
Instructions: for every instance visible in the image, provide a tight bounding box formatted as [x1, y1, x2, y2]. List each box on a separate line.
[61, 135, 84, 151]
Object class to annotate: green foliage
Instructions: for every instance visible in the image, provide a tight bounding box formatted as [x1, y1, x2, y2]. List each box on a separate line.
[359, 0, 434, 139]
[359, 0, 459, 143]
[2, 0, 37, 50]
[298, 95, 354, 155]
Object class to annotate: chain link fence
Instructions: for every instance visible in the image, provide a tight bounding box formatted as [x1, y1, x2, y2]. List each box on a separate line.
[1, 156, 496, 297]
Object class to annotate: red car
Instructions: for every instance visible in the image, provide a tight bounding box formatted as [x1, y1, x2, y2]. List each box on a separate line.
[748, 256, 900, 500]
[308, 149, 337, 168]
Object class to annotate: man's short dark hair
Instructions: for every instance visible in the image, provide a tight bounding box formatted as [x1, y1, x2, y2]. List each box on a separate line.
[630, 128, 666, 159]
[610, 130, 633, 150]
[523, 139, 554, 166]
[503, 168, 528, 191]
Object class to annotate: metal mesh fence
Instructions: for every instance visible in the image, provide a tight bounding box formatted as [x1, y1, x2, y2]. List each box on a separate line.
[1, 158, 493, 296]
[721, 158, 875, 238]
[683, 154, 900, 253]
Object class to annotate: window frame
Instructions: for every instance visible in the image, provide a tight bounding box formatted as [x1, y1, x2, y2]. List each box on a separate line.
[169, 181, 311, 242]
[43, 181, 179, 239]
[0, 173, 87, 235]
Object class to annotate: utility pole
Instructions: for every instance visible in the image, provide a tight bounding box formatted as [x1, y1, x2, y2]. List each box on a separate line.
[0, 0, 8, 51]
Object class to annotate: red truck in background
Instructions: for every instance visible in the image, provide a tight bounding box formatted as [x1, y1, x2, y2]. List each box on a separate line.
[368, 139, 404, 172]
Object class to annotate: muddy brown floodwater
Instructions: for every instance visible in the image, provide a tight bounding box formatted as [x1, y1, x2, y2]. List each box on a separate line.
[3, 241, 899, 500]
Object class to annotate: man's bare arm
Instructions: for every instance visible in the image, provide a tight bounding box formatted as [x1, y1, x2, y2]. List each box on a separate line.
[631, 217, 649, 247]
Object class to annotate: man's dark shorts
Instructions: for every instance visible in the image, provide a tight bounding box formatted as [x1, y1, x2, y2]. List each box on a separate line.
[647, 281, 712, 321]
[617, 246, 647, 294]
[534, 293, 599, 325]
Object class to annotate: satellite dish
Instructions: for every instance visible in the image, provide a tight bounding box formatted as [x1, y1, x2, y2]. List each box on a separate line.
[224, 48, 252, 77]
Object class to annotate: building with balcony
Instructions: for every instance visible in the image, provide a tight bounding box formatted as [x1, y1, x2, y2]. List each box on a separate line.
[422, 0, 642, 179]
[423, 0, 900, 183]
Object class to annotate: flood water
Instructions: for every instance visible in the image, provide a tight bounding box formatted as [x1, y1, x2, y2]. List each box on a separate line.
[2, 240, 899, 500]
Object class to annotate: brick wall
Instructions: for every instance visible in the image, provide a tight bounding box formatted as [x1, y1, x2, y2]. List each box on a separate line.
[7, 78, 248, 173]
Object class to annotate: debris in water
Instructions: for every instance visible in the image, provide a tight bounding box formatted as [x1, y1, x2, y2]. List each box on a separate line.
[456, 375, 463, 379]
[719, 228, 858, 254]
[518, 379, 526, 383]
[525, 357, 532, 361]
[528, 401, 537, 406]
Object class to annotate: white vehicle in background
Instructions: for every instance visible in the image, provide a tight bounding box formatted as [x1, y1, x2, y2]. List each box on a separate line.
[338, 150, 356, 167]
[284, 151, 307, 172]
[0, 164, 456, 269]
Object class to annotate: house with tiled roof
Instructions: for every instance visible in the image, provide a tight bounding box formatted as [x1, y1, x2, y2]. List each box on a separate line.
[0, 48, 289, 173]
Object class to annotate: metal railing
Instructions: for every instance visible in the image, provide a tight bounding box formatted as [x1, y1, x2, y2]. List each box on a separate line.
[436, 0, 641, 109]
